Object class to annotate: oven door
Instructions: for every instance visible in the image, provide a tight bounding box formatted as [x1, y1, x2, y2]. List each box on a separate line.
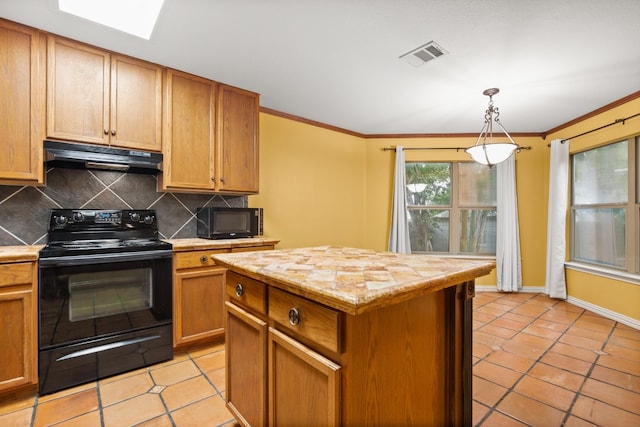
[38, 250, 173, 349]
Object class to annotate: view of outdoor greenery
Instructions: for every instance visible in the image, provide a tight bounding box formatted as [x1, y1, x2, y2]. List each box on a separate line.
[406, 162, 497, 254]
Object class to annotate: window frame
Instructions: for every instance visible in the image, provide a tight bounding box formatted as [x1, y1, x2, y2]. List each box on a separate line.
[569, 137, 638, 273]
[406, 161, 497, 256]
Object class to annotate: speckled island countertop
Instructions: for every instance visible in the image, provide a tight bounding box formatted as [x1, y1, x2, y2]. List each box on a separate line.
[213, 245, 495, 315]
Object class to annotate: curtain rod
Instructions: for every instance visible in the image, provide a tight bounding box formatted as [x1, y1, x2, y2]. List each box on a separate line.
[558, 112, 640, 144]
[381, 146, 467, 151]
[380, 145, 532, 151]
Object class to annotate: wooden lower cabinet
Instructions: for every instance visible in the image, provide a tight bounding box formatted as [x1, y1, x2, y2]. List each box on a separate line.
[225, 272, 474, 426]
[268, 327, 341, 427]
[173, 266, 226, 348]
[225, 302, 267, 426]
[0, 261, 38, 394]
[173, 243, 276, 349]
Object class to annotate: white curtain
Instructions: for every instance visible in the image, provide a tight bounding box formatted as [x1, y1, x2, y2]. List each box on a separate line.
[388, 146, 411, 253]
[496, 155, 522, 291]
[545, 139, 569, 299]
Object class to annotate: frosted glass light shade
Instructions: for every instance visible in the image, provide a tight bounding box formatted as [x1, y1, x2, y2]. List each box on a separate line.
[465, 143, 518, 166]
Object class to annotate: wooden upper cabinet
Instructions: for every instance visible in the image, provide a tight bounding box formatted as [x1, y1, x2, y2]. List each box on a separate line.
[160, 69, 217, 192]
[46, 36, 162, 151]
[217, 85, 259, 193]
[0, 19, 45, 186]
[109, 54, 163, 151]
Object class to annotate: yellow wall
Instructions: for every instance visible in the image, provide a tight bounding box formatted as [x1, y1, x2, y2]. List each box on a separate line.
[363, 136, 547, 288]
[546, 96, 640, 321]
[252, 97, 640, 321]
[249, 113, 365, 249]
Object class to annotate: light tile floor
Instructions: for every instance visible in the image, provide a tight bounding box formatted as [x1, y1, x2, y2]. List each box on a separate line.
[0, 292, 638, 426]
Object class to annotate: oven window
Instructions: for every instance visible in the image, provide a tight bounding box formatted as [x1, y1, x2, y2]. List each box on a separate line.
[68, 268, 152, 321]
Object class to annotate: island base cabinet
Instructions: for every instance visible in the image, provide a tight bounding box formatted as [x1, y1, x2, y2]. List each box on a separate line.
[225, 302, 267, 427]
[268, 327, 341, 427]
[225, 274, 475, 427]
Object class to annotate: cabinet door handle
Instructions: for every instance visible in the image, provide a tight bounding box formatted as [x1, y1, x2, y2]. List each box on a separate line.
[104, 129, 109, 135]
[235, 283, 244, 297]
[199, 255, 208, 264]
[288, 308, 301, 326]
[111, 129, 116, 136]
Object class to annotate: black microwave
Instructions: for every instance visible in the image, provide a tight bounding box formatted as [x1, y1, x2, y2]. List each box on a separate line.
[196, 207, 263, 239]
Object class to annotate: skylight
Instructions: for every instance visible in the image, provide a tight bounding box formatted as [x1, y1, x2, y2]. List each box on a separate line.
[58, 0, 164, 40]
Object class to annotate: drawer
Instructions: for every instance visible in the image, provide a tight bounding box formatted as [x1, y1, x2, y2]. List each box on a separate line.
[174, 249, 228, 269]
[226, 271, 267, 315]
[0, 262, 33, 288]
[268, 287, 341, 354]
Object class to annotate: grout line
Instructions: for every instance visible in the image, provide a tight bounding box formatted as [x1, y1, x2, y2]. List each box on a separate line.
[474, 293, 585, 426]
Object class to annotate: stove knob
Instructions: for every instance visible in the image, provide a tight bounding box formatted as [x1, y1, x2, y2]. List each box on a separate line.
[72, 212, 84, 222]
[143, 215, 154, 225]
[130, 212, 141, 222]
[55, 215, 68, 225]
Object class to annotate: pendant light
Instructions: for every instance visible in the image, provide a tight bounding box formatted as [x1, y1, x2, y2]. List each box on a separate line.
[466, 88, 519, 167]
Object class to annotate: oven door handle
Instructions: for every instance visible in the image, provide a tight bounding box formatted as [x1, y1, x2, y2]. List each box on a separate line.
[38, 249, 173, 267]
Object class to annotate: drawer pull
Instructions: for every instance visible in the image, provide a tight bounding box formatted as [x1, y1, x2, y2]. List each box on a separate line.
[288, 308, 301, 326]
[235, 283, 244, 297]
[199, 255, 208, 264]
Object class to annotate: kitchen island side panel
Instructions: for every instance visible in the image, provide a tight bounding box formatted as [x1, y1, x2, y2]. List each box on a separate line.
[341, 284, 469, 426]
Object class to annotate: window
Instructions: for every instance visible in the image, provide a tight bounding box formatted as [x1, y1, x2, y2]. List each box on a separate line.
[406, 162, 497, 255]
[571, 139, 632, 270]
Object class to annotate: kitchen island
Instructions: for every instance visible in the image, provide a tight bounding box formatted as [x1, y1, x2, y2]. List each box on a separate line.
[213, 246, 495, 426]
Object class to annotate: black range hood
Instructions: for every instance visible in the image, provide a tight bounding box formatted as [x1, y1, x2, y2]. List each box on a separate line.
[44, 140, 163, 174]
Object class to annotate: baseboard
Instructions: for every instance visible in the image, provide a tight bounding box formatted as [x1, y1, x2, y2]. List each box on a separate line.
[475, 285, 640, 330]
[567, 296, 640, 330]
[475, 285, 545, 293]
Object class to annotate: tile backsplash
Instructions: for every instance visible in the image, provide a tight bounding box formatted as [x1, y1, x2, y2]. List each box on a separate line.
[0, 167, 247, 246]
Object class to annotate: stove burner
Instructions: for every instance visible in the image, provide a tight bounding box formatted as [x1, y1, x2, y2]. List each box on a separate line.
[40, 209, 172, 258]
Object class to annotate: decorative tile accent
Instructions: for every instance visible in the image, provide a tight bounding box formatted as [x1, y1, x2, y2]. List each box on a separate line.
[0, 167, 246, 245]
[149, 385, 166, 394]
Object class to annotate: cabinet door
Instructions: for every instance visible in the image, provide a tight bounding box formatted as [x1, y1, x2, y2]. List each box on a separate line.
[217, 85, 259, 193]
[0, 262, 37, 392]
[225, 302, 267, 427]
[47, 36, 110, 144]
[161, 69, 216, 191]
[0, 19, 45, 185]
[268, 327, 341, 427]
[174, 267, 225, 347]
[110, 54, 163, 151]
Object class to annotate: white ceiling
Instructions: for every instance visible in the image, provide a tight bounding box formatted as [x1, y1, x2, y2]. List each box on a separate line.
[2, 0, 639, 135]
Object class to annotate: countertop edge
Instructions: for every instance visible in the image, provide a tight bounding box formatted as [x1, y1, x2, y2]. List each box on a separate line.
[0, 245, 43, 263]
[213, 254, 495, 315]
[166, 237, 280, 252]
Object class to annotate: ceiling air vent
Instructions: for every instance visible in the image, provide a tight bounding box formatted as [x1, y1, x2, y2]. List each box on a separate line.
[400, 41, 448, 67]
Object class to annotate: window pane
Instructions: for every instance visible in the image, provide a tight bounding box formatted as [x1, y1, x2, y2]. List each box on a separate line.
[405, 163, 451, 206]
[408, 209, 449, 252]
[458, 163, 497, 206]
[459, 209, 496, 254]
[573, 208, 626, 268]
[573, 140, 628, 205]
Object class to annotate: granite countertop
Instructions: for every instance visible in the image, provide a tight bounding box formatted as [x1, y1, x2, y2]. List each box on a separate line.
[166, 237, 280, 252]
[213, 245, 495, 315]
[0, 245, 42, 263]
[0, 238, 278, 260]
